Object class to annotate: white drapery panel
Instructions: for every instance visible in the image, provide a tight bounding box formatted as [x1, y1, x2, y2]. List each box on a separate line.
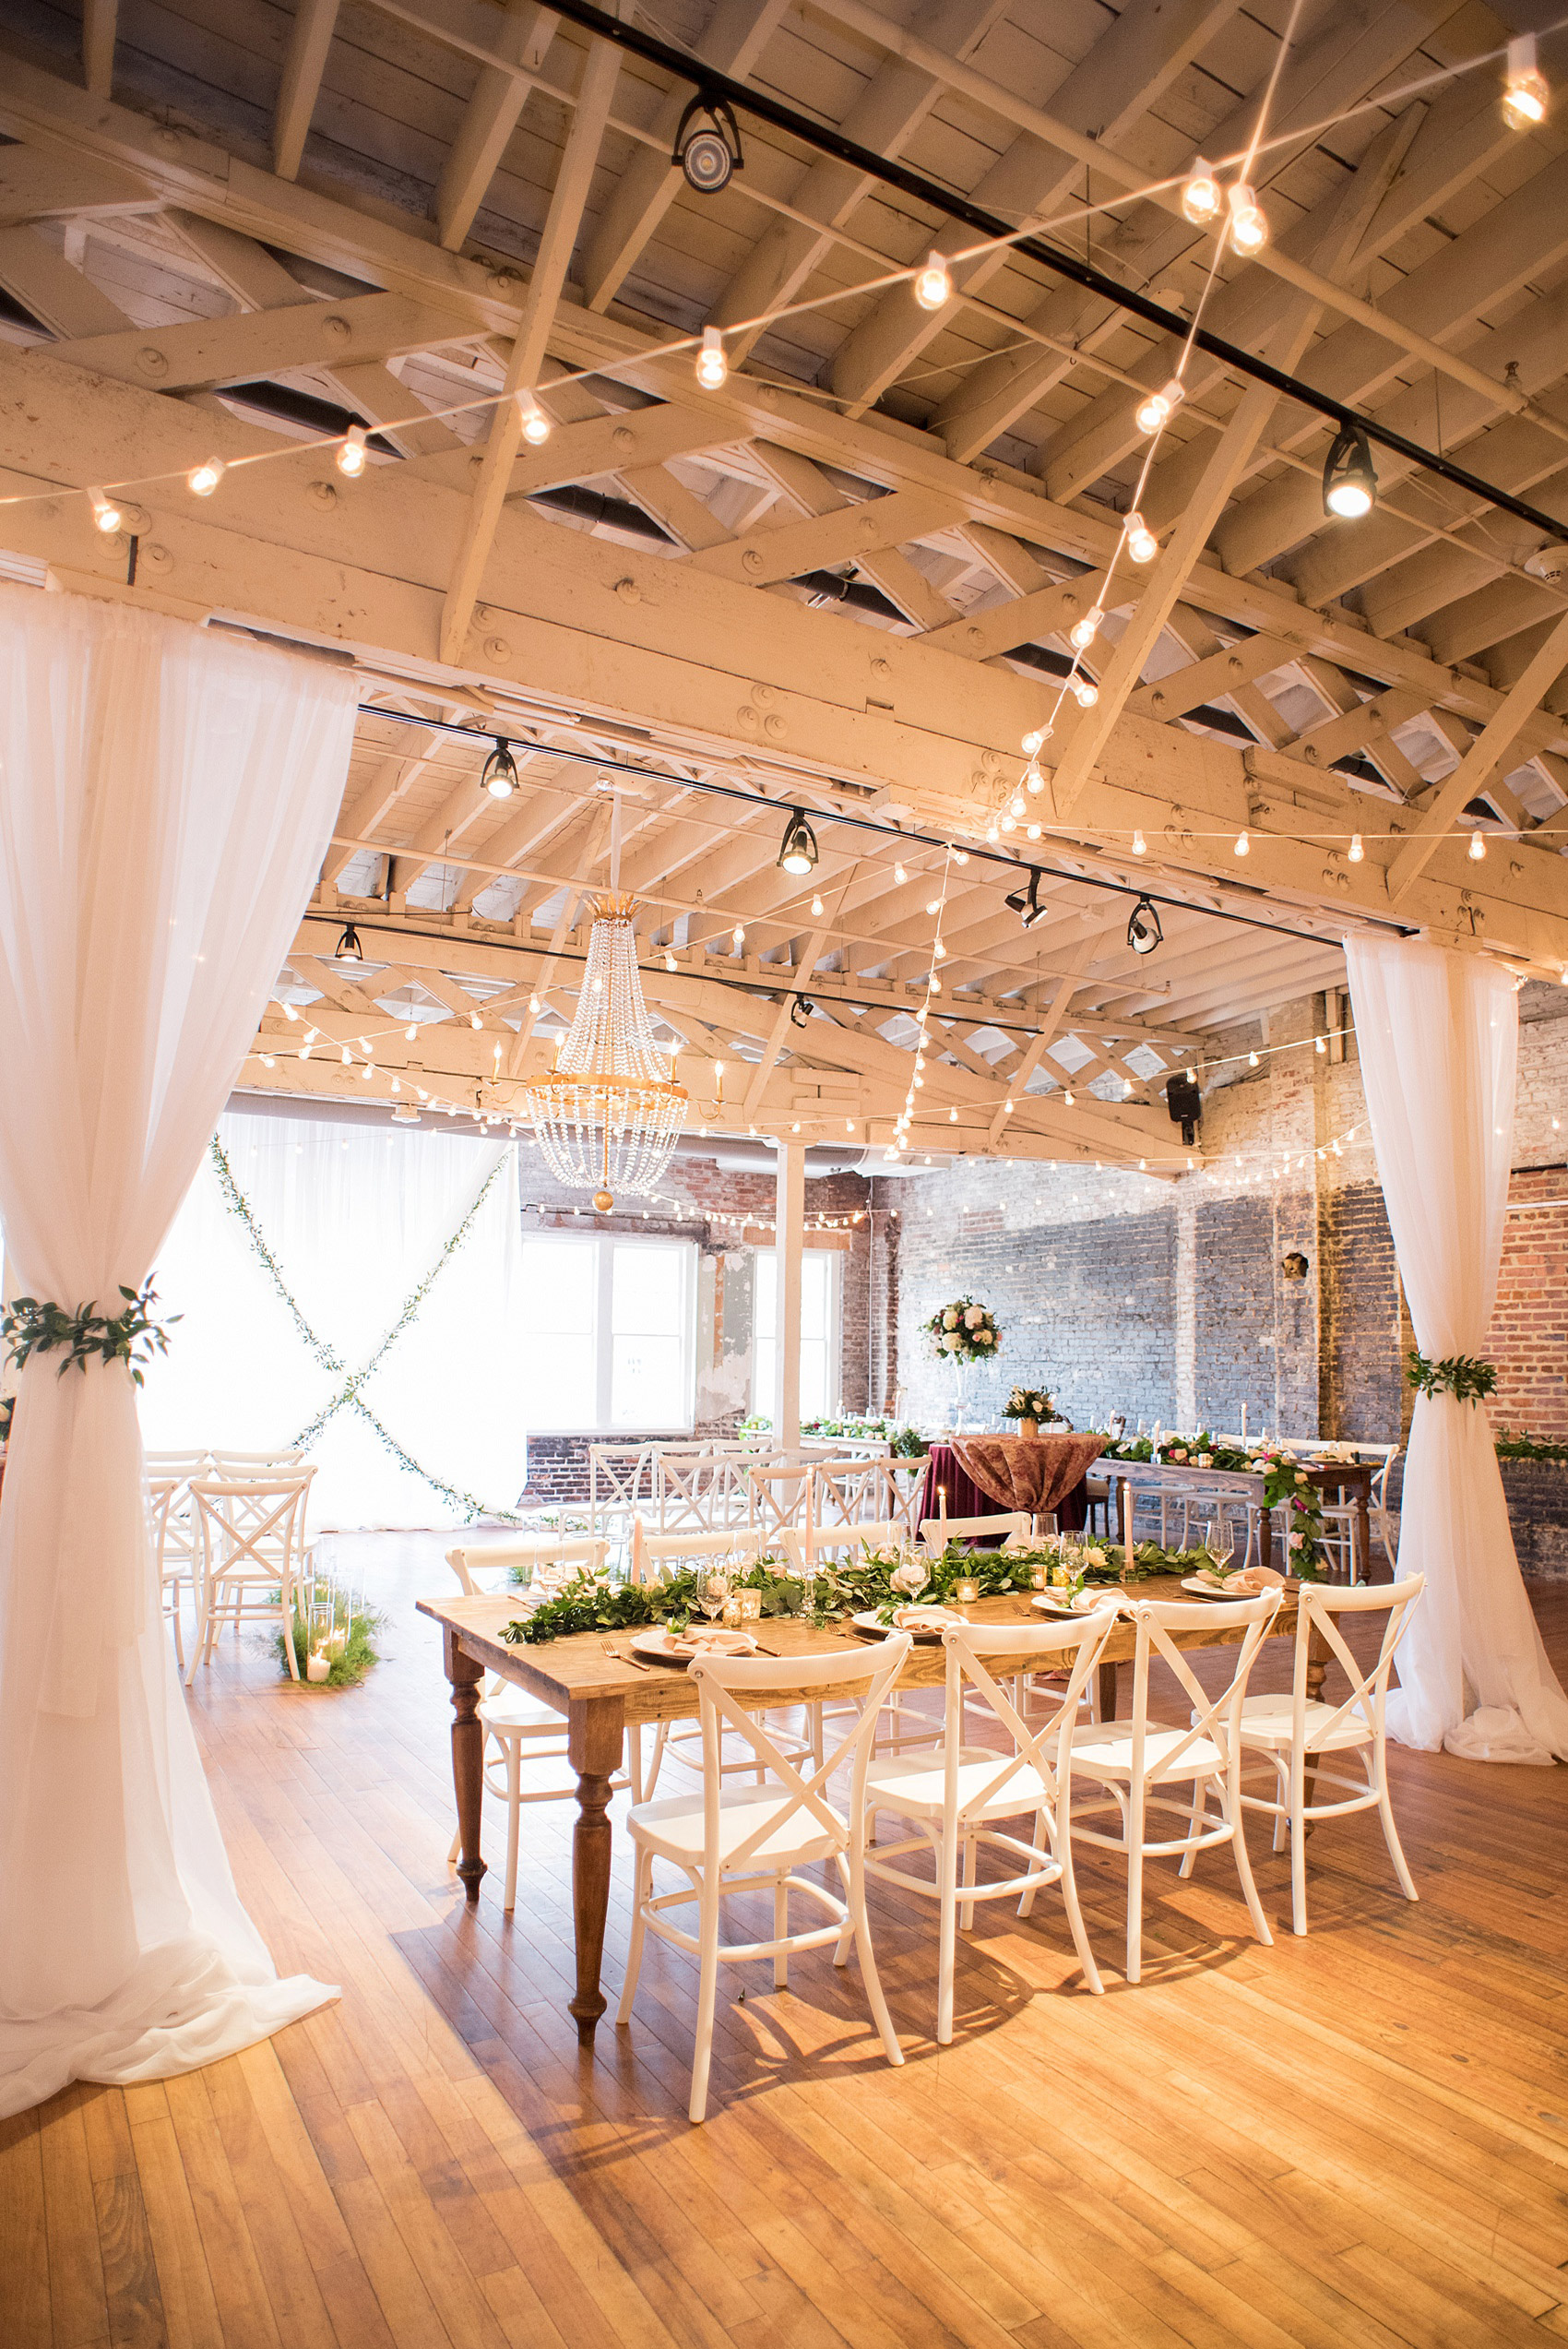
[0, 586, 355, 2116]
[1344, 936, 1568, 1765]
[138, 1111, 529, 1528]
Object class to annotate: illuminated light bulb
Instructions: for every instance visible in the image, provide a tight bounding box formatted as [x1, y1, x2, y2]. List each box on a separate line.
[912, 249, 953, 310]
[929, 975, 942, 994]
[1024, 761, 1045, 794]
[1348, 832, 1364, 863]
[1503, 33, 1549, 129]
[894, 863, 908, 884]
[1468, 827, 1487, 861]
[932, 939, 947, 960]
[1125, 511, 1158, 564]
[1234, 829, 1250, 857]
[187, 455, 225, 497]
[1027, 821, 1041, 840]
[283, 1002, 299, 1021]
[299, 1043, 313, 1060]
[954, 849, 969, 864]
[517, 389, 551, 446]
[89, 488, 122, 533]
[405, 1021, 418, 1040]
[469, 1010, 482, 1030]
[1068, 605, 1104, 651]
[695, 326, 728, 389]
[665, 949, 677, 969]
[732, 922, 745, 948]
[1132, 829, 1146, 855]
[811, 893, 825, 917]
[529, 994, 540, 1012]
[340, 1045, 351, 1065]
[985, 821, 1000, 842]
[1249, 1050, 1260, 1067]
[1227, 182, 1268, 255]
[390, 1075, 400, 1093]
[1182, 157, 1222, 225]
[1021, 728, 1048, 756]
[1315, 1035, 1326, 1055]
[999, 811, 1016, 832]
[1063, 1090, 1075, 1106]
[1072, 677, 1099, 709]
[1004, 1100, 1014, 1115]
[260, 1053, 276, 1068]
[1187, 1067, 1197, 1083]
[913, 1073, 923, 1088]
[1009, 794, 1027, 818]
[1134, 379, 1184, 437]
[949, 1107, 958, 1123]
[337, 425, 368, 477]
[361, 1060, 374, 1079]
[926, 898, 941, 915]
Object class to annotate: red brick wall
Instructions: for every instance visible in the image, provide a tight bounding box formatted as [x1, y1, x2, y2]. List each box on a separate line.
[1491, 1164, 1568, 1441]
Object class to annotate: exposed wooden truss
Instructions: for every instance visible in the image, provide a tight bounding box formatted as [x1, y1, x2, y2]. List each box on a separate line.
[2, 1, 1567, 1172]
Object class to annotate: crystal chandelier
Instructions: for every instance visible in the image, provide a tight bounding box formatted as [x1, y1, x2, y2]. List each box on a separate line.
[524, 894, 687, 1210]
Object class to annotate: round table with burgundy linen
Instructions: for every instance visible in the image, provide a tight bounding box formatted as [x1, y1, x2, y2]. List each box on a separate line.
[919, 1432, 1107, 1538]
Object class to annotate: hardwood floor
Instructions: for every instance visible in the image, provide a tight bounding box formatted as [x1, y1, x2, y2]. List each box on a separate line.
[6, 1535, 1568, 2349]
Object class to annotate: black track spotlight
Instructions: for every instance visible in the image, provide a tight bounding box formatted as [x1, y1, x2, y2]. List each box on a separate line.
[481, 735, 518, 799]
[1004, 868, 1049, 929]
[1127, 895, 1163, 957]
[673, 92, 743, 193]
[335, 923, 365, 964]
[790, 994, 814, 1029]
[1323, 423, 1377, 519]
[778, 806, 818, 876]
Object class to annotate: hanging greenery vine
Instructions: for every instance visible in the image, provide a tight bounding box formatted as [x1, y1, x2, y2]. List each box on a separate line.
[208, 1135, 523, 1523]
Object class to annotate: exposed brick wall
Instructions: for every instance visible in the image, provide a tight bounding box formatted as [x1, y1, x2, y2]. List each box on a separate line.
[1502, 1461, 1568, 1579]
[1317, 1181, 1406, 1448]
[1491, 1165, 1568, 1442]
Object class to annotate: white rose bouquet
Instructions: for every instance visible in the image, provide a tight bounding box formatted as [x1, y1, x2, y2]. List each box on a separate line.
[925, 1295, 1001, 1364]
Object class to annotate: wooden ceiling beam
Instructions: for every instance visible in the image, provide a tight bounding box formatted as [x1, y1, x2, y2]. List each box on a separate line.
[274, 0, 340, 184]
[435, 3, 560, 253]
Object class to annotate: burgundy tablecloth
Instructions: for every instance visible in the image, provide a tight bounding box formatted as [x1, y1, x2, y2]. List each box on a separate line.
[920, 1434, 1106, 1536]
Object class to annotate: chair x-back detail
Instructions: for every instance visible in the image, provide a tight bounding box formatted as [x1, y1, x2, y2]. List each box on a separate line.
[617, 1632, 914, 2123]
[855, 1612, 1116, 2042]
[186, 1475, 315, 1684]
[1234, 1575, 1424, 1935]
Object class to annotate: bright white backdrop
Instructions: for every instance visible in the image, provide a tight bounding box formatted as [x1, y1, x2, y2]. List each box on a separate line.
[138, 1110, 529, 1528]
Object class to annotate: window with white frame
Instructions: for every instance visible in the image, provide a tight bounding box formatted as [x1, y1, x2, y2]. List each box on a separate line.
[519, 1235, 695, 1432]
[752, 1247, 840, 1423]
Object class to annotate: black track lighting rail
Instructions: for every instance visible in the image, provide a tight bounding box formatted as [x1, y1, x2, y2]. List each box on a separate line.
[360, 701, 1416, 945]
[542, 0, 1568, 549]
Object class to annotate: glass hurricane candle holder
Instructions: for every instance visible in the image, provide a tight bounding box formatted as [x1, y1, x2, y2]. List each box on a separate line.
[737, 1588, 762, 1622]
[952, 1577, 980, 1605]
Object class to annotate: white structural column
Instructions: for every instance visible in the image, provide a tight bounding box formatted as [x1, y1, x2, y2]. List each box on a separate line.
[772, 1141, 806, 1448]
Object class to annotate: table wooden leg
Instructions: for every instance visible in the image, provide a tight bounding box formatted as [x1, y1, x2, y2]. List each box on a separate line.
[445, 1628, 486, 1903]
[568, 1693, 626, 2043]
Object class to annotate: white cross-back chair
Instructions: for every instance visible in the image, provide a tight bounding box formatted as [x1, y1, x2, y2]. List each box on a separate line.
[920, 1512, 1033, 1553]
[630, 1523, 805, 1795]
[588, 1442, 654, 1556]
[1232, 1574, 1424, 1936]
[208, 1448, 308, 1477]
[852, 1612, 1116, 2044]
[145, 1449, 208, 1476]
[445, 1535, 626, 1912]
[617, 1631, 914, 2123]
[778, 1523, 944, 1757]
[186, 1475, 314, 1684]
[746, 1460, 814, 1541]
[147, 1476, 188, 1667]
[1068, 1591, 1282, 1984]
[654, 1447, 749, 1532]
[811, 1458, 896, 1535]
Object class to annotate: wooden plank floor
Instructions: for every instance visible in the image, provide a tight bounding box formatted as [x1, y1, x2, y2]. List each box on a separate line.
[6, 1532, 1567, 2349]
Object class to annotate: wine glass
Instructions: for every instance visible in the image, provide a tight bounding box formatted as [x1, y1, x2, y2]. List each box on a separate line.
[1204, 1517, 1235, 1576]
[697, 1562, 732, 1626]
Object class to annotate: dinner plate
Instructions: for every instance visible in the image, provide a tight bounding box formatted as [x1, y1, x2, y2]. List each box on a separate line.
[849, 1606, 963, 1641]
[1029, 1589, 1117, 1616]
[627, 1624, 760, 1663]
[1179, 1575, 1239, 1600]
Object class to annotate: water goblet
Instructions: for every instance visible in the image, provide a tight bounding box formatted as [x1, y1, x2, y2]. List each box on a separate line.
[697, 1564, 732, 1625]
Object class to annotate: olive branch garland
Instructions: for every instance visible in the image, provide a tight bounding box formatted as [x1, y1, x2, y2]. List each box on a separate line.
[1406, 1351, 1498, 1404]
[208, 1135, 523, 1523]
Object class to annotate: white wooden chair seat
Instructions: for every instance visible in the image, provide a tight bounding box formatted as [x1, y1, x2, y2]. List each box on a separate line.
[628, 1782, 845, 1870]
[862, 1748, 1053, 1822]
[1069, 1720, 1229, 1781]
[1231, 1692, 1376, 1751]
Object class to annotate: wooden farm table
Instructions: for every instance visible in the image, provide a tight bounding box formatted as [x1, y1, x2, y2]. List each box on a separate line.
[1109, 1456, 1376, 1580]
[418, 1578, 1321, 2043]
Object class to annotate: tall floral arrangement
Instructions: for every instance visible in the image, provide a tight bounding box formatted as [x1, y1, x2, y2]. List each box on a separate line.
[926, 1296, 1001, 1363]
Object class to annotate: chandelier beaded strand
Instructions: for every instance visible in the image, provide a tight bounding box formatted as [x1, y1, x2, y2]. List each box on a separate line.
[523, 893, 687, 1211]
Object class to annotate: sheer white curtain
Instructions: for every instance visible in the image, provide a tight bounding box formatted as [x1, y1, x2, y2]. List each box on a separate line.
[0, 586, 356, 2116]
[139, 1110, 529, 1527]
[1344, 936, 1568, 1764]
